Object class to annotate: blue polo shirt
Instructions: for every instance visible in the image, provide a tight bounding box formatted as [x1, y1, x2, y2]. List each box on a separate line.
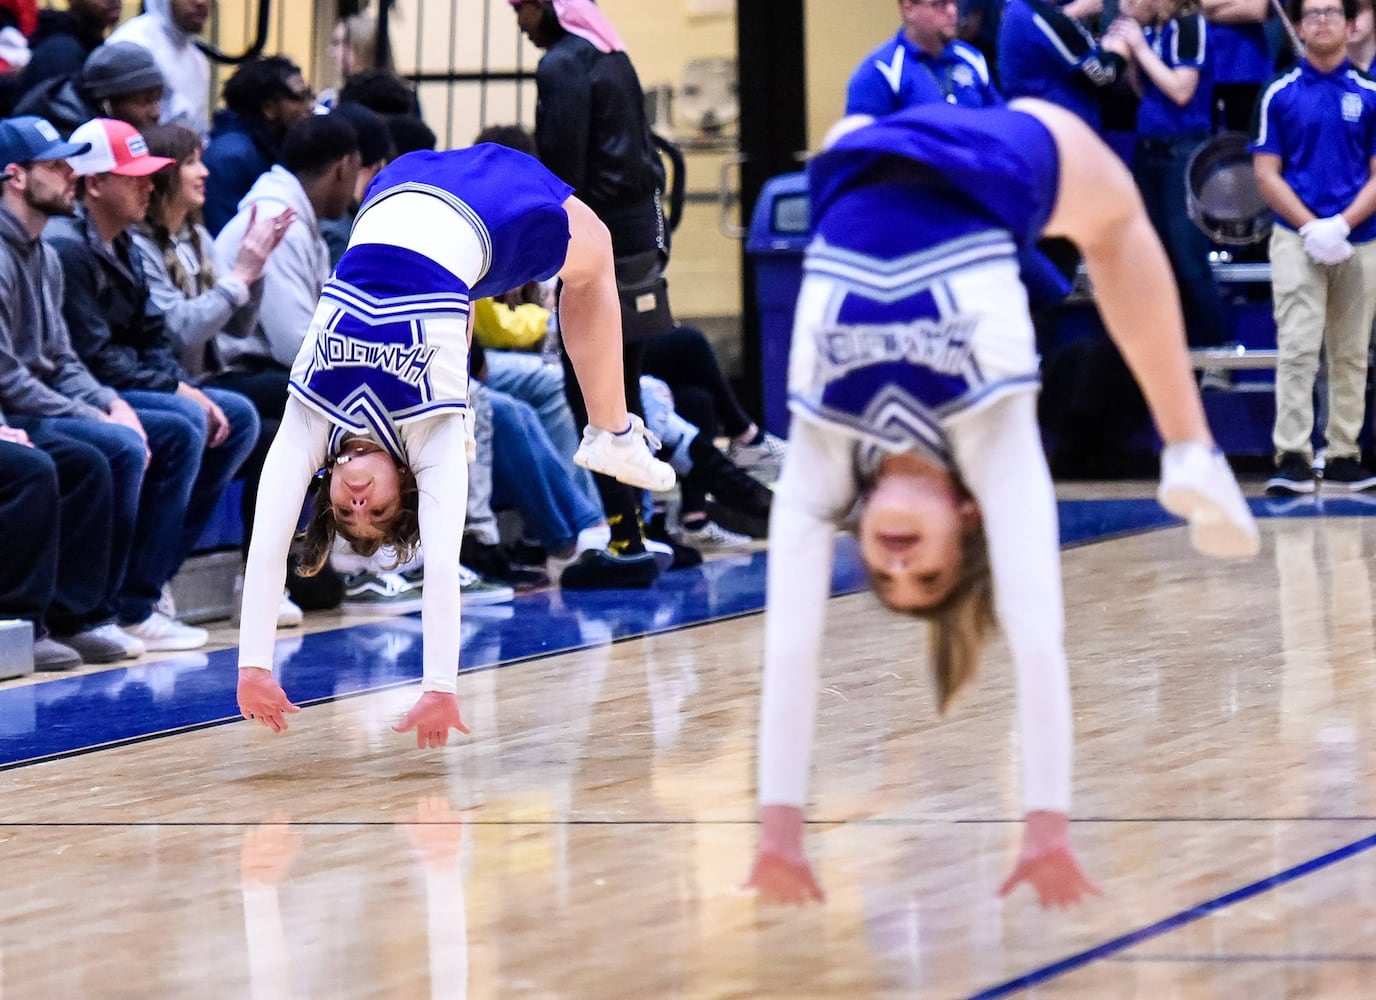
[1137, 14, 1213, 138]
[1208, 21, 1270, 87]
[846, 31, 946, 114]
[847, 31, 1003, 113]
[997, 0, 1124, 129]
[1251, 62, 1376, 242]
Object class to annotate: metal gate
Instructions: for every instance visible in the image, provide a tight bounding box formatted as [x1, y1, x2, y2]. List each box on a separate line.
[378, 0, 538, 150]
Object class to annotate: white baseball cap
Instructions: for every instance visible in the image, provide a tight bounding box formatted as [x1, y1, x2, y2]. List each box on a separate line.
[66, 118, 174, 177]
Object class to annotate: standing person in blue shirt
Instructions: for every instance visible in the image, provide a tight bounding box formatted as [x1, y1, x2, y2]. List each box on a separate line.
[1252, 0, 1376, 495]
[998, 0, 1132, 129]
[745, 99, 1258, 908]
[1201, 0, 1273, 132]
[847, 0, 1001, 115]
[234, 142, 676, 748]
[1107, 0, 1227, 349]
[849, 0, 1072, 346]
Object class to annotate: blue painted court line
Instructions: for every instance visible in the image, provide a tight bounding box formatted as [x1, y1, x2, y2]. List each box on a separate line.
[1106, 954, 1376, 963]
[0, 546, 866, 770]
[0, 496, 1192, 771]
[964, 830, 1376, 999]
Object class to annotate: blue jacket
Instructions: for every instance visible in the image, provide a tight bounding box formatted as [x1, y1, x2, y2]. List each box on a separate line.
[202, 109, 282, 236]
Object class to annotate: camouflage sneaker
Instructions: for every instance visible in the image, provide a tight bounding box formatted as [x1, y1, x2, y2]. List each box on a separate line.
[340, 571, 423, 615]
[458, 564, 514, 607]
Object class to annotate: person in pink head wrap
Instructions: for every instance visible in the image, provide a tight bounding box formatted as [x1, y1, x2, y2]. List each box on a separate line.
[508, 0, 624, 53]
[509, 0, 693, 574]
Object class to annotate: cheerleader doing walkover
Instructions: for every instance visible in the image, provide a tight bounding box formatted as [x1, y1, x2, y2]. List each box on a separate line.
[746, 98, 1259, 909]
[234, 143, 675, 747]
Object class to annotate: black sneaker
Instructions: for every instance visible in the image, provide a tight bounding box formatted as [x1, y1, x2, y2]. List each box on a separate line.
[460, 538, 548, 591]
[1265, 452, 1316, 496]
[645, 512, 705, 570]
[1321, 456, 1376, 492]
[560, 549, 659, 590]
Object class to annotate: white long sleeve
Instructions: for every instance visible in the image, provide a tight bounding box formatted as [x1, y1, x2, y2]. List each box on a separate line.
[757, 415, 854, 807]
[238, 397, 329, 671]
[756, 393, 1073, 814]
[948, 391, 1072, 813]
[238, 403, 471, 696]
[400, 414, 471, 694]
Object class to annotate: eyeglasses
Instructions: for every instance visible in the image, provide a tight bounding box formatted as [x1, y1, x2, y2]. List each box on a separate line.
[1301, 6, 1345, 21]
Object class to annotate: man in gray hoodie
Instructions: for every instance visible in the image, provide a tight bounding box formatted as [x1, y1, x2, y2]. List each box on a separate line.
[0, 115, 148, 663]
[107, 0, 210, 138]
[213, 112, 360, 374]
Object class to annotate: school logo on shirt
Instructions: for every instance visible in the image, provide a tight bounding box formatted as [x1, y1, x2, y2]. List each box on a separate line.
[1344, 92, 1364, 123]
[950, 64, 975, 91]
[819, 316, 977, 381]
[314, 330, 438, 387]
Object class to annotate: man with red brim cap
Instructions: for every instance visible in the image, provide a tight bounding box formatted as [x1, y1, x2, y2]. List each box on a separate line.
[45, 116, 261, 653]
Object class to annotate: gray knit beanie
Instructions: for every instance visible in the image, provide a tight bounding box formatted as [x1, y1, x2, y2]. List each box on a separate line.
[82, 43, 166, 100]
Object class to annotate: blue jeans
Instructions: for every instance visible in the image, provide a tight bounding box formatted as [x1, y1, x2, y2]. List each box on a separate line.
[1134, 136, 1227, 348]
[25, 427, 115, 631]
[120, 388, 258, 623]
[485, 350, 600, 510]
[10, 414, 146, 631]
[488, 388, 604, 553]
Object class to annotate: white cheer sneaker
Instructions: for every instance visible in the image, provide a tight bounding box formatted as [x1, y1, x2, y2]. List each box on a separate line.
[1157, 442, 1260, 559]
[574, 414, 676, 491]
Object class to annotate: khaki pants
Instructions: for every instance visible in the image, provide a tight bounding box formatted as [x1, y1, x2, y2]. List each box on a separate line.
[1270, 225, 1376, 461]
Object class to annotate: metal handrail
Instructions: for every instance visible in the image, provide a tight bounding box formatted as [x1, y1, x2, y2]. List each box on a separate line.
[196, 0, 273, 65]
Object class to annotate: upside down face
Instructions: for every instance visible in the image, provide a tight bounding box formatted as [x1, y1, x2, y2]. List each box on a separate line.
[328, 440, 404, 542]
[857, 454, 980, 612]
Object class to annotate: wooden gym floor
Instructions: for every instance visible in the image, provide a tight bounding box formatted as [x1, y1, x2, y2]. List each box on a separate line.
[3, 485, 1376, 998]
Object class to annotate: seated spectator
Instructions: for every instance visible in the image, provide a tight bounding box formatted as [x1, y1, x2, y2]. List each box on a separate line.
[15, 40, 163, 136]
[132, 122, 304, 626]
[47, 116, 261, 649]
[336, 66, 423, 119]
[317, 13, 389, 111]
[21, 0, 121, 94]
[468, 342, 658, 590]
[0, 417, 116, 670]
[0, 0, 35, 98]
[213, 114, 360, 372]
[106, 0, 211, 138]
[642, 324, 785, 475]
[0, 114, 151, 661]
[212, 114, 364, 605]
[202, 56, 314, 236]
[471, 281, 599, 508]
[640, 375, 769, 550]
[385, 113, 437, 158]
[318, 100, 394, 266]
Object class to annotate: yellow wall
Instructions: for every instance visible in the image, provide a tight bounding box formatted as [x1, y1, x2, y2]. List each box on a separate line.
[805, 0, 900, 148]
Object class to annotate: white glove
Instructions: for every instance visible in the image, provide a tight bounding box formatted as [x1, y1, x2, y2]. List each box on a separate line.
[1300, 215, 1354, 265]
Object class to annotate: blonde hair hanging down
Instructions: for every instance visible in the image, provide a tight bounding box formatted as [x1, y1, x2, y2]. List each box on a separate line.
[871, 524, 996, 713]
[922, 525, 995, 712]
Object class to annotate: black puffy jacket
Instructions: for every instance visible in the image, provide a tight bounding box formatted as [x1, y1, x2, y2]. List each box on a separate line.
[534, 34, 666, 255]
